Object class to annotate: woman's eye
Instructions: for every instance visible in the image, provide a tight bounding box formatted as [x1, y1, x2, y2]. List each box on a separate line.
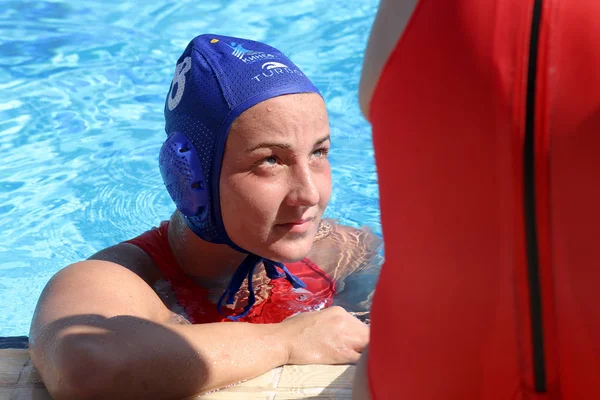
[256, 156, 278, 167]
[263, 156, 277, 165]
[313, 147, 329, 158]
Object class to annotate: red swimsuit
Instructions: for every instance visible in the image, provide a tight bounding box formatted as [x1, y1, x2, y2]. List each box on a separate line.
[126, 221, 336, 324]
[368, 0, 600, 398]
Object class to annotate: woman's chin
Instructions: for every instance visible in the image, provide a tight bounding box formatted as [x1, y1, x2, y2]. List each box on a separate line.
[263, 239, 314, 264]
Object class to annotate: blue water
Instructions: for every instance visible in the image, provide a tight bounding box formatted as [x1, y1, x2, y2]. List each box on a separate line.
[0, 0, 380, 337]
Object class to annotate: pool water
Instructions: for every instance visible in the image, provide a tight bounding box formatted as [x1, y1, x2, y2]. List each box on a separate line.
[0, 0, 380, 336]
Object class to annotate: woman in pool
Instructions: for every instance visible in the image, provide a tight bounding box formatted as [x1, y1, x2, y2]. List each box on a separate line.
[29, 34, 379, 399]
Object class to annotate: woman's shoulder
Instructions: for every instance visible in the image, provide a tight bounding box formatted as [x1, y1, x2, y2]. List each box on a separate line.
[87, 222, 168, 286]
[86, 229, 189, 317]
[359, 0, 420, 119]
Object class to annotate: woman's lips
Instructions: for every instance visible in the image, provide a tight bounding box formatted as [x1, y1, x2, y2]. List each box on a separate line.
[275, 217, 315, 234]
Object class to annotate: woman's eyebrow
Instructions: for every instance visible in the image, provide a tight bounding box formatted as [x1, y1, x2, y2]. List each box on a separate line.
[314, 135, 331, 147]
[246, 135, 331, 153]
[246, 142, 292, 152]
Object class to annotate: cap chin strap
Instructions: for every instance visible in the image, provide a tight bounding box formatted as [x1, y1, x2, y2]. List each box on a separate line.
[185, 216, 308, 320]
[217, 254, 307, 321]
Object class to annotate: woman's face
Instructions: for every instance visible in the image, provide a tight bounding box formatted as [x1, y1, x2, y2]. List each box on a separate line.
[220, 93, 332, 262]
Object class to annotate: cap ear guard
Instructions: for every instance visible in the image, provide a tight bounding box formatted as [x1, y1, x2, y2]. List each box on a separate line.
[159, 131, 209, 220]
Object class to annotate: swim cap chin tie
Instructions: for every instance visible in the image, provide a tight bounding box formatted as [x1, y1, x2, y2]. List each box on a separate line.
[217, 254, 307, 320]
[159, 34, 320, 320]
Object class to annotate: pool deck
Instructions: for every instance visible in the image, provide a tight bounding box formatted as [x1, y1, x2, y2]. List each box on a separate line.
[1, 349, 355, 399]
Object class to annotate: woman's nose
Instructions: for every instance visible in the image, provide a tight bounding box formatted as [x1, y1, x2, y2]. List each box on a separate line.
[285, 164, 320, 207]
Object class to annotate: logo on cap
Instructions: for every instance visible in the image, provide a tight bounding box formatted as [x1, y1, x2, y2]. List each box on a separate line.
[262, 61, 288, 70]
[211, 39, 276, 64]
[225, 41, 258, 60]
[252, 61, 304, 82]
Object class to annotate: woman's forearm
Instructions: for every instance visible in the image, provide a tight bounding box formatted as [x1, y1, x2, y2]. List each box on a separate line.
[170, 319, 289, 392]
[41, 315, 288, 399]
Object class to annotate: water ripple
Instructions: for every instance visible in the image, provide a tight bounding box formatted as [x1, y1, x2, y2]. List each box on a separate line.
[0, 0, 380, 336]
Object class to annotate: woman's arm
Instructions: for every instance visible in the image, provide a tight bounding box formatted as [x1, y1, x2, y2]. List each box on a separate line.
[359, 0, 419, 120]
[29, 259, 288, 399]
[30, 249, 368, 399]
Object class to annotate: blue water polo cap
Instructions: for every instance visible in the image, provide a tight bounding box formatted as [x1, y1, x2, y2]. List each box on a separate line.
[159, 34, 321, 320]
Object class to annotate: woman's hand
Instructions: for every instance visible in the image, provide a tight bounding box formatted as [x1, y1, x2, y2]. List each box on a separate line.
[279, 306, 369, 365]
